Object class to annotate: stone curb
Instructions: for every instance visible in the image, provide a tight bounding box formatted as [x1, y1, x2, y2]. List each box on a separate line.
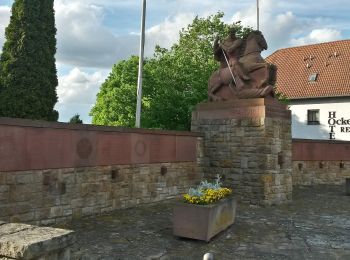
[0, 223, 75, 259]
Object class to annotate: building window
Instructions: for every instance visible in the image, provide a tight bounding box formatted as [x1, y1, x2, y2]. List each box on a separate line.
[308, 73, 318, 82]
[307, 109, 320, 125]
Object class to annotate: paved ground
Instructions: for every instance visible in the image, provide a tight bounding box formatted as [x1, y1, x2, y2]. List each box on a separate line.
[59, 185, 350, 260]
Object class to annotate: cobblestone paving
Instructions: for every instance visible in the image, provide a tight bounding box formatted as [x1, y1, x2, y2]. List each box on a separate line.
[59, 185, 350, 260]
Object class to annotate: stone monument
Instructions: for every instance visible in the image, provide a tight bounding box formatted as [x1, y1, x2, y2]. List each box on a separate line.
[192, 29, 292, 206]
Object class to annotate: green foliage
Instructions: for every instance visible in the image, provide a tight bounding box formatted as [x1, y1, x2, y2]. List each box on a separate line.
[90, 56, 140, 127]
[274, 88, 290, 105]
[69, 114, 83, 124]
[188, 175, 223, 197]
[0, 0, 59, 121]
[90, 13, 252, 130]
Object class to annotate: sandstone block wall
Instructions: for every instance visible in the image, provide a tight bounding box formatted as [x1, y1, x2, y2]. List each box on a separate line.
[293, 161, 350, 185]
[0, 118, 200, 224]
[0, 162, 199, 225]
[192, 98, 293, 206]
[292, 139, 350, 185]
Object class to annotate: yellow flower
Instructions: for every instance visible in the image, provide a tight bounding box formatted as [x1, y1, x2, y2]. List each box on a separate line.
[183, 186, 232, 205]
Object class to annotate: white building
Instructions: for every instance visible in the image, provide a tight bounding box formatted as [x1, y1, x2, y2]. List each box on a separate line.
[267, 40, 350, 141]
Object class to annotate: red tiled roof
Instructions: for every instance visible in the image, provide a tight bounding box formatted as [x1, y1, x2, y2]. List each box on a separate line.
[266, 40, 350, 99]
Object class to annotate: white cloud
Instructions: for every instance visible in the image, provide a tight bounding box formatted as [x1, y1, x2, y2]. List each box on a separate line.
[0, 6, 10, 26]
[231, 0, 304, 55]
[291, 28, 342, 46]
[54, 0, 139, 68]
[3, 0, 344, 68]
[55, 67, 108, 123]
[228, 0, 346, 55]
[54, 0, 209, 67]
[57, 67, 107, 104]
[56, 0, 140, 9]
[0, 6, 11, 53]
[144, 13, 194, 55]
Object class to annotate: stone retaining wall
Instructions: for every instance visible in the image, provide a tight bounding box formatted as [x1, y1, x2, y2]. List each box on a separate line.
[0, 118, 200, 224]
[292, 139, 350, 185]
[0, 163, 199, 225]
[293, 160, 350, 185]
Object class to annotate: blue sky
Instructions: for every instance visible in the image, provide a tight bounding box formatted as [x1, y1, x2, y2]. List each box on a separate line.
[0, 0, 349, 124]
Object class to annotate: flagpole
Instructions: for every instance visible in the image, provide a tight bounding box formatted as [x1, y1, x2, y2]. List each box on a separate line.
[257, 0, 259, 30]
[135, 0, 146, 128]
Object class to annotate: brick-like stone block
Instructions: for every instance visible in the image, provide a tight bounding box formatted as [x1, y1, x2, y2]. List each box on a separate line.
[10, 211, 35, 223]
[0, 223, 75, 259]
[15, 174, 34, 184]
[0, 185, 9, 193]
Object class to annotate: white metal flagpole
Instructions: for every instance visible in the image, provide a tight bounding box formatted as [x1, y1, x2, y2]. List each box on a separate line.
[135, 0, 146, 128]
[257, 0, 260, 31]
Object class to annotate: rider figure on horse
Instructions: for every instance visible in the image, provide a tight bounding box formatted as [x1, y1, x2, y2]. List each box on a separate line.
[213, 28, 250, 82]
[208, 28, 275, 101]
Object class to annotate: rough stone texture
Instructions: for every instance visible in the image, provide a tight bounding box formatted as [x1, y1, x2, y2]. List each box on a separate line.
[62, 185, 350, 259]
[293, 160, 350, 186]
[0, 223, 74, 259]
[346, 178, 350, 195]
[0, 162, 200, 224]
[192, 98, 292, 206]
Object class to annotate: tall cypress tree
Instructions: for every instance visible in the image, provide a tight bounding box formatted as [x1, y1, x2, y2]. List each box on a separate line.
[0, 0, 59, 121]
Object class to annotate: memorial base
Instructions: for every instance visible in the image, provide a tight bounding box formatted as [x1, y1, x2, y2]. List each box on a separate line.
[191, 98, 293, 206]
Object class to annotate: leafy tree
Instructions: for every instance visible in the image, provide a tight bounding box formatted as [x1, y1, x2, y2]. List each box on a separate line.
[90, 13, 252, 130]
[69, 114, 83, 124]
[143, 15, 252, 130]
[90, 56, 141, 127]
[0, 0, 59, 121]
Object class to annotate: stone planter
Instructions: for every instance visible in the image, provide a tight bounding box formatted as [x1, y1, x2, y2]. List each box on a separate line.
[173, 197, 236, 242]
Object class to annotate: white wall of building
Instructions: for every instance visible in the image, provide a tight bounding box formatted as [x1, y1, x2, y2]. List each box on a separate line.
[290, 97, 350, 141]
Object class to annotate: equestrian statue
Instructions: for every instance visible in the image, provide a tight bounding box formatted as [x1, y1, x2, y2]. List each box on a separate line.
[208, 28, 276, 101]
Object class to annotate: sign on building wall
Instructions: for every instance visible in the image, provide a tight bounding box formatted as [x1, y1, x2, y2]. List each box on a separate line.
[328, 111, 350, 140]
[290, 101, 350, 141]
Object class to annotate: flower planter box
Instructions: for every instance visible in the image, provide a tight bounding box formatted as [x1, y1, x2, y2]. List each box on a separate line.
[173, 197, 236, 242]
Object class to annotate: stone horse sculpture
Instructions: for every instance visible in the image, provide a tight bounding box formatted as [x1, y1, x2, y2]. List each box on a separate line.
[208, 30, 276, 101]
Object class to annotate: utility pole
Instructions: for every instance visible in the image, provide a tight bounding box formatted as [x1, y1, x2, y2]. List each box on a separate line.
[135, 0, 146, 128]
[257, 0, 260, 31]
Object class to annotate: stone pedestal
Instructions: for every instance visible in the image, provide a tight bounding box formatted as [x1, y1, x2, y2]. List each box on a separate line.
[191, 98, 292, 206]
